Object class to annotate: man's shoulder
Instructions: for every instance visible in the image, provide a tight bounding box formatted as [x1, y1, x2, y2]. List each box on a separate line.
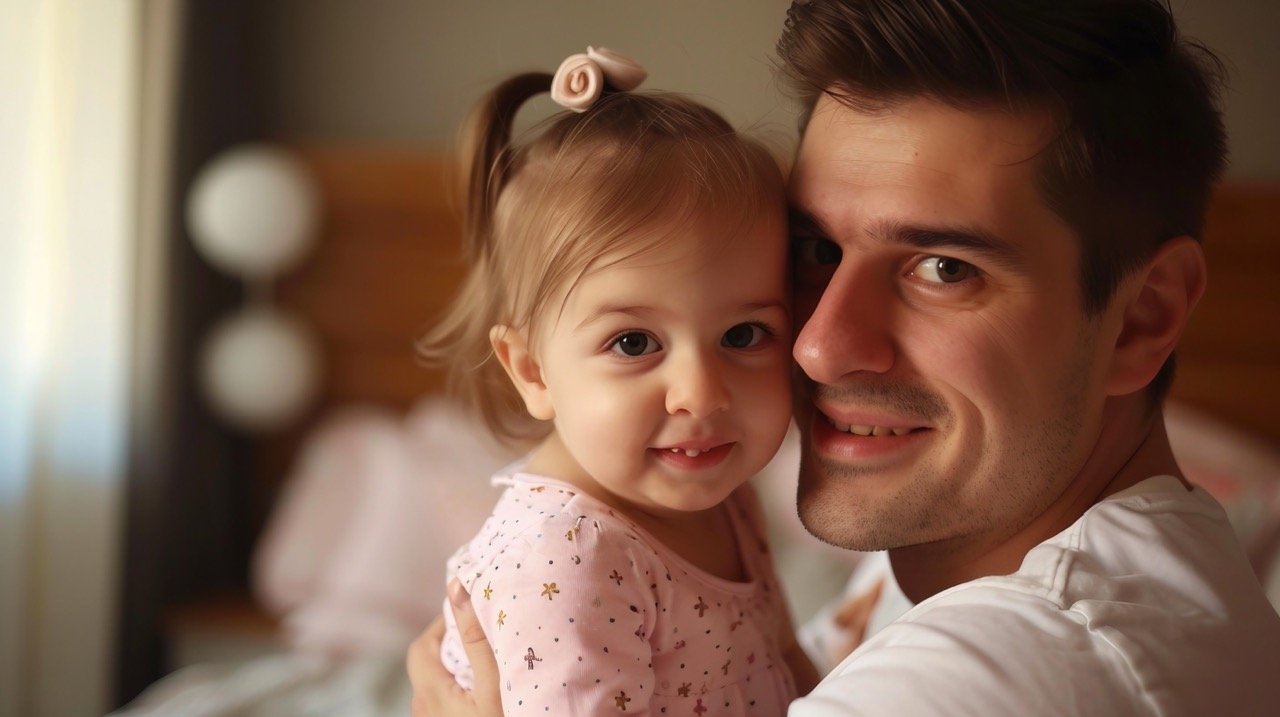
[800, 578, 1280, 717]
[791, 476, 1280, 716]
[797, 591, 1147, 715]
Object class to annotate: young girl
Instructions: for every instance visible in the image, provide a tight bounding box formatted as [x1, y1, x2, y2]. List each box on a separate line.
[421, 47, 818, 715]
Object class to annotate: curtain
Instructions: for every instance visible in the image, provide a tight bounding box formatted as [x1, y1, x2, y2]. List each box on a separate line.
[0, 1, 147, 715]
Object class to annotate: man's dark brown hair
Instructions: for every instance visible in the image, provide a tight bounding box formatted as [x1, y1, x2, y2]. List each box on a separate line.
[777, 0, 1228, 400]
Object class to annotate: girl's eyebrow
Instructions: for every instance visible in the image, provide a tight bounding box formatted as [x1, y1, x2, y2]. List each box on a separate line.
[574, 301, 789, 332]
[575, 305, 654, 332]
[740, 300, 791, 316]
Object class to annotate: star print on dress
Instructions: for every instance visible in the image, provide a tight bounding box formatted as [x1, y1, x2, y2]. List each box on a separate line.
[609, 569, 623, 586]
[541, 582, 560, 600]
[694, 597, 709, 617]
[677, 683, 691, 698]
[693, 698, 708, 716]
[524, 648, 542, 670]
[615, 691, 631, 711]
[721, 659, 731, 676]
[483, 583, 493, 600]
[566, 515, 586, 541]
[497, 610, 506, 628]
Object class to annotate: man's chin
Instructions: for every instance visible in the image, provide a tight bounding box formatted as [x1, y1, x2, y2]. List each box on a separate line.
[795, 452, 914, 552]
[796, 463, 871, 551]
[796, 503, 885, 552]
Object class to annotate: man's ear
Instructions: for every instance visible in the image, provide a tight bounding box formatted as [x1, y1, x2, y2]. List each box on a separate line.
[490, 325, 555, 420]
[1105, 236, 1207, 396]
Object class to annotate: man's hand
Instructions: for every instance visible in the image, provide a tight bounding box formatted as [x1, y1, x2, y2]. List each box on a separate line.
[407, 579, 503, 717]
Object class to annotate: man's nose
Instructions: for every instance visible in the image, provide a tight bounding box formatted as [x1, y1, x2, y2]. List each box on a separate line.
[793, 269, 895, 384]
[665, 350, 731, 418]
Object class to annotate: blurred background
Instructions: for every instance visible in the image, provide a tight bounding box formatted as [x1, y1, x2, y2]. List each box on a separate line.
[2, 1, 1278, 715]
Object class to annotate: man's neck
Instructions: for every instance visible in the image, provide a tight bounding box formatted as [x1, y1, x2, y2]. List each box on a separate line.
[888, 397, 1186, 603]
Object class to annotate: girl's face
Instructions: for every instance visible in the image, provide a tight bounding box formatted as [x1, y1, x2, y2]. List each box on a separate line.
[529, 205, 793, 519]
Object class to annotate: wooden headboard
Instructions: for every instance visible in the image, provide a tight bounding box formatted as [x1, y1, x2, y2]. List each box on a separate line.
[259, 150, 1280, 517]
[1174, 183, 1280, 445]
[256, 147, 467, 519]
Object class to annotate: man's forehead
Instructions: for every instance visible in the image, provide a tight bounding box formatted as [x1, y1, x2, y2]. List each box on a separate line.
[795, 94, 1058, 180]
[788, 94, 1079, 261]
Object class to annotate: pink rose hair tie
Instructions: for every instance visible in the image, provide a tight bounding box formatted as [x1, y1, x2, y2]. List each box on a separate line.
[550, 46, 648, 112]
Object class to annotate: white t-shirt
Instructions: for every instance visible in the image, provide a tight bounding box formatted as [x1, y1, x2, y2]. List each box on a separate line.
[792, 475, 1280, 716]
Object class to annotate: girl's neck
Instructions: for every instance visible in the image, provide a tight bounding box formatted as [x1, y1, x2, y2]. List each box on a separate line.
[524, 429, 747, 582]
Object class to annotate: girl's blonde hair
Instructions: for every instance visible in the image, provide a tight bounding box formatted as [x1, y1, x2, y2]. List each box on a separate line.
[419, 72, 786, 444]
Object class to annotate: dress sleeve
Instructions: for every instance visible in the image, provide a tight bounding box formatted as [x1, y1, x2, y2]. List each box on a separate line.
[469, 516, 661, 716]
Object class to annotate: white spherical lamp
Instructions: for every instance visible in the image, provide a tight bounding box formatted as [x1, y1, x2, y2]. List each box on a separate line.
[186, 145, 321, 280]
[199, 307, 323, 431]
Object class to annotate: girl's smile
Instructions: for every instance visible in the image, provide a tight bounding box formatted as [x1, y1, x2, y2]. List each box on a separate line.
[650, 441, 736, 471]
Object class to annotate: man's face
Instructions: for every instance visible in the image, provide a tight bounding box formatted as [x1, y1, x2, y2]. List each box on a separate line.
[789, 95, 1112, 556]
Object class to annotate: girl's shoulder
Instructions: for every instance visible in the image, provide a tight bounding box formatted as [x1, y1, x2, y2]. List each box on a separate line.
[458, 474, 669, 581]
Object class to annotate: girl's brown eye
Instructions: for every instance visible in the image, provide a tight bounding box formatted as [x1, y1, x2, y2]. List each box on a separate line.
[722, 323, 764, 349]
[610, 332, 658, 357]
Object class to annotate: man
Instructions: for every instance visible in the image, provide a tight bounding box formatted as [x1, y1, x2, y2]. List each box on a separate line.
[410, 1, 1280, 713]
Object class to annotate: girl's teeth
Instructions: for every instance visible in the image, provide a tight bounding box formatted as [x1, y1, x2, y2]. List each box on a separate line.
[669, 448, 703, 457]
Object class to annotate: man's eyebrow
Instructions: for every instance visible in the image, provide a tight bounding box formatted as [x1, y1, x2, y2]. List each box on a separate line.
[880, 221, 1027, 271]
[788, 207, 1026, 271]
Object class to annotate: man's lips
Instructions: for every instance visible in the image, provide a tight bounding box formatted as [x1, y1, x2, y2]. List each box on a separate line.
[821, 417, 924, 437]
[808, 408, 932, 461]
[813, 404, 931, 436]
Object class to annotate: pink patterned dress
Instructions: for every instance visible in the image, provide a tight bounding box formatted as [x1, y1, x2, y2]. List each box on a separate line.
[441, 471, 797, 716]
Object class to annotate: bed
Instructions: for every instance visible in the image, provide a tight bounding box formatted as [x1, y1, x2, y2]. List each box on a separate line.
[113, 148, 1280, 715]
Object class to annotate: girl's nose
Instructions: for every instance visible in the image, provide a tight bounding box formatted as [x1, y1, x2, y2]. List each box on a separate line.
[665, 351, 730, 418]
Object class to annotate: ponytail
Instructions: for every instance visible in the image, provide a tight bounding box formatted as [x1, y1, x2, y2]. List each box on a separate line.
[419, 72, 550, 445]
[458, 72, 552, 262]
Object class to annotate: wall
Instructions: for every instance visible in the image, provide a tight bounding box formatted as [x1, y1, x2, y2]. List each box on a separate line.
[1171, 0, 1280, 179]
[250, 0, 797, 146]
[250, 0, 1280, 179]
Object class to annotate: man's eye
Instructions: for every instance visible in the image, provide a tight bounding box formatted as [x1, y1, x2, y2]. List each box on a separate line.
[609, 332, 660, 357]
[793, 237, 842, 266]
[913, 256, 977, 284]
[722, 323, 768, 349]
